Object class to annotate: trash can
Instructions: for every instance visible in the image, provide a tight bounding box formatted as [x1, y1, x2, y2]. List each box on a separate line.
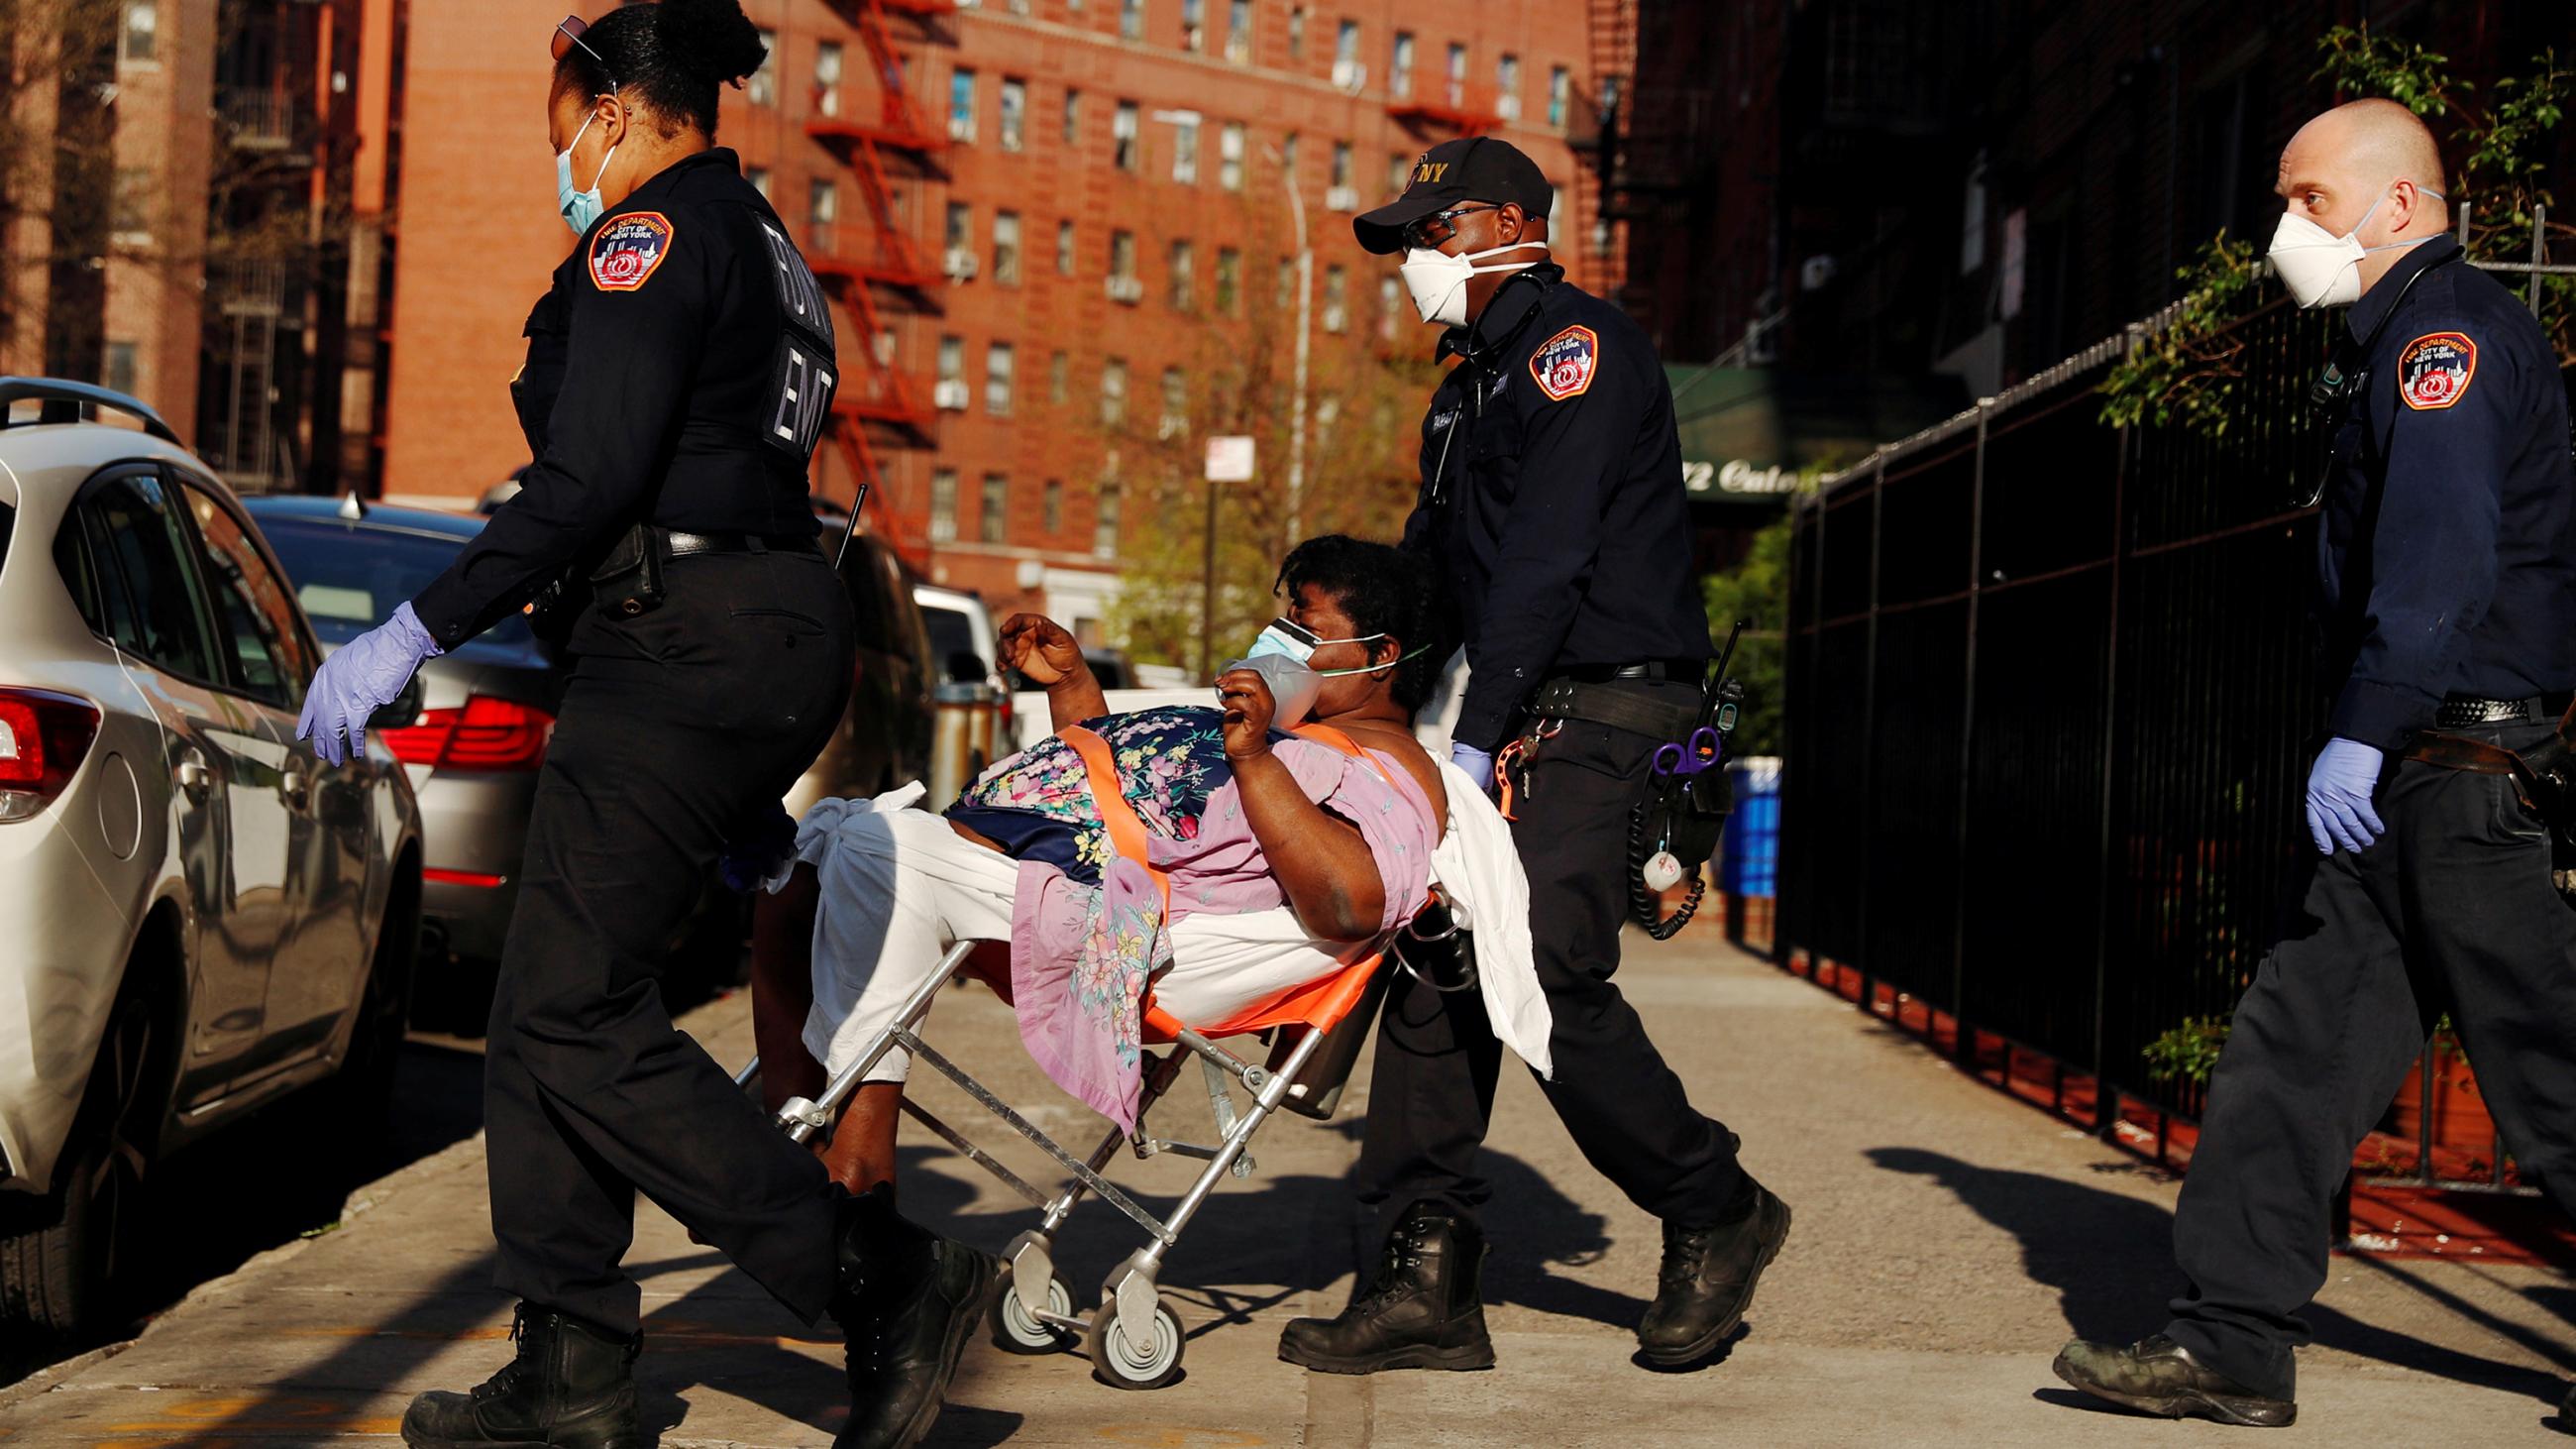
[1719, 757, 1780, 946]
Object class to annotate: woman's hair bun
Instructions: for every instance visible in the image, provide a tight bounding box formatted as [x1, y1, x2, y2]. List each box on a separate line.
[657, 0, 768, 85]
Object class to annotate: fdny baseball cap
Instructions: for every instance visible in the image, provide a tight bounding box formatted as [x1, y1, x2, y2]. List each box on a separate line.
[1353, 136, 1556, 255]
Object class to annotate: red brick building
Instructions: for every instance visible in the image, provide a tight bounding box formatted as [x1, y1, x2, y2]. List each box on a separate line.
[374, 0, 1606, 641]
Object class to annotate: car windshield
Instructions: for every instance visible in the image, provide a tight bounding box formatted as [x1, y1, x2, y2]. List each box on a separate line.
[255, 516, 540, 655]
[921, 605, 977, 671]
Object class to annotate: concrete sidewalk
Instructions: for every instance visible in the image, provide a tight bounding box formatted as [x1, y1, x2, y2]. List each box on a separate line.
[2, 934, 2569, 1446]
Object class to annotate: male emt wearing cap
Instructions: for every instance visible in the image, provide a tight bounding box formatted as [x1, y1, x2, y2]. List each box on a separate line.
[2056, 99, 2576, 1430]
[1278, 136, 1791, 1377]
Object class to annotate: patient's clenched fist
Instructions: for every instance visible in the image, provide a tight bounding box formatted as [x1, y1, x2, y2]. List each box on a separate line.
[1000, 613, 1085, 687]
[1216, 668, 1276, 760]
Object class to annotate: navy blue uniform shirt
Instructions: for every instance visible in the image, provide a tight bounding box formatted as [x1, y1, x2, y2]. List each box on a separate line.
[412, 149, 832, 647]
[2316, 234, 2576, 751]
[1401, 265, 1711, 752]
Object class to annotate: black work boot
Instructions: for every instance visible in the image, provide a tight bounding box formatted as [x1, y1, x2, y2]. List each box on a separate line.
[830, 1184, 1001, 1449]
[2053, 1334, 2298, 1427]
[1637, 1177, 1791, 1366]
[401, 1303, 647, 1448]
[1275, 1200, 1496, 1375]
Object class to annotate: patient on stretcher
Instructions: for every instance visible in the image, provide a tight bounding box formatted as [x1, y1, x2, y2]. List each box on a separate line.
[747, 536, 1450, 1194]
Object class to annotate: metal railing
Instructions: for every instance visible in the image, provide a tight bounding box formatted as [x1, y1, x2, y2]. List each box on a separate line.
[1780, 218, 2568, 1192]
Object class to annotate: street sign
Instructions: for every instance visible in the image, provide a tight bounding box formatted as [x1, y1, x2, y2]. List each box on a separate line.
[1205, 435, 1255, 483]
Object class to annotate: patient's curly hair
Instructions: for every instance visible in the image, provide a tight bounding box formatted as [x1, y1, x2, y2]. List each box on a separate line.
[1274, 535, 1451, 715]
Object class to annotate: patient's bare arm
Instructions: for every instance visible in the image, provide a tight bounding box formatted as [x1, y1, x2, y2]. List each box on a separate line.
[1002, 612, 1108, 728]
[1219, 669, 1386, 942]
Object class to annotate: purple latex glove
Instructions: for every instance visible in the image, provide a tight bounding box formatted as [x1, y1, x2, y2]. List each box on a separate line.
[297, 601, 441, 766]
[2305, 737, 2386, 855]
[1451, 740, 1496, 796]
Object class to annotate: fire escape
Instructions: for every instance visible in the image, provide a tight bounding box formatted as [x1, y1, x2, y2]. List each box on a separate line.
[805, 0, 952, 562]
[1575, 0, 1640, 300]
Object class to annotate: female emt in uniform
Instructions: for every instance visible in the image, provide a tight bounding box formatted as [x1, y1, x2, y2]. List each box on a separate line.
[297, 4, 995, 1446]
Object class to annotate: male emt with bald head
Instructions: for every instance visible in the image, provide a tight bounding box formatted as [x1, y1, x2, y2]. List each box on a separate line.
[2056, 99, 2576, 1429]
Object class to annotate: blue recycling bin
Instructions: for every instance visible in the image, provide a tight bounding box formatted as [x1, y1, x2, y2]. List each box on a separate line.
[1719, 757, 1780, 899]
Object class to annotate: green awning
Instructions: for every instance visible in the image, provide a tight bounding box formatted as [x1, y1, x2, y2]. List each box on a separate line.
[1666, 366, 1968, 504]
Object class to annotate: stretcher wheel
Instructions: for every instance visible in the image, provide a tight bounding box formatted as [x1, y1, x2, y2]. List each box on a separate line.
[989, 1272, 1077, 1354]
[1085, 1299, 1186, 1390]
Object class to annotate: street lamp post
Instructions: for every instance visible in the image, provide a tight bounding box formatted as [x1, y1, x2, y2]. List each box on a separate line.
[1269, 144, 1313, 545]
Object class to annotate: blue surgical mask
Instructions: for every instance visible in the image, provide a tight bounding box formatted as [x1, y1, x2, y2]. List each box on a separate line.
[1244, 617, 1391, 672]
[556, 107, 617, 236]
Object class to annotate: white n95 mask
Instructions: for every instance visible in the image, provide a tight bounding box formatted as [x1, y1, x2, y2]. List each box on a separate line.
[1400, 240, 1551, 327]
[2267, 183, 2443, 309]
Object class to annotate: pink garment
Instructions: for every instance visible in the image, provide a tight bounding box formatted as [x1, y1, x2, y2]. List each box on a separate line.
[1006, 731, 1438, 1129]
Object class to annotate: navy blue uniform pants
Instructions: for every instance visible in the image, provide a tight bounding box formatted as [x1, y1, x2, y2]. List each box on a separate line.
[2168, 722, 2576, 1397]
[1356, 679, 1748, 1247]
[483, 547, 855, 1336]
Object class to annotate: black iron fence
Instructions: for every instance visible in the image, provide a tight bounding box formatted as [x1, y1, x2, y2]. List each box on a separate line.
[1780, 279, 2547, 1150]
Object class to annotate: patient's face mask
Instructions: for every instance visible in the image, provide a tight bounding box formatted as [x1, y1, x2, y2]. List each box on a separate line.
[1224, 618, 1425, 727]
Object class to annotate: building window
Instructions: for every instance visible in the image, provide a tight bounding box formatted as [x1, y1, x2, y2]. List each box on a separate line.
[1049, 350, 1070, 404]
[1226, 0, 1252, 63]
[1101, 358, 1128, 427]
[938, 334, 965, 385]
[1330, 141, 1352, 191]
[1056, 219, 1076, 275]
[930, 470, 959, 542]
[1109, 229, 1136, 280]
[1275, 255, 1294, 310]
[1215, 247, 1241, 316]
[1549, 65, 1570, 128]
[1113, 101, 1139, 171]
[814, 42, 842, 117]
[1119, 0, 1143, 43]
[1378, 275, 1401, 339]
[1335, 19, 1360, 79]
[1043, 479, 1064, 536]
[746, 166, 771, 199]
[1446, 42, 1467, 105]
[1094, 481, 1121, 558]
[1497, 54, 1521, 121]
[1180, 0, 1204, 53]
[1323, 264, 1346, 332]
[1282, 131, 1299, 178]
[1387, 152, 1408, 199]
[119, 1, 157, 62]
[1220, 123, 1245, 191]
[999, 77, 1026, 152]
[104, 341, 139, 396]
[1062, 87, 1080, 145]
[980, 475, 1008, 544]
[949, 67, 977, 142]
[1171, 115, 1199, 184]
[1167, 240, 1195, 310]
[807, 178, 838, 253]
[986, 342, 1015, 415]
[110, 167, 152, 244]
[747, 28, 775, 105]
[993, 210, 1021, 284]
[875, 326, 898, 366]
[1288, 6, 1307, 62]
[1390, 32, 1414, 99]
[1159, 368, 1188, 439]
[945, 201, 972, 253]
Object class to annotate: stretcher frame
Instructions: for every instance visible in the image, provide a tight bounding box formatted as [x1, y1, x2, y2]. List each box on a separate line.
[736, 935, 1394, 1390]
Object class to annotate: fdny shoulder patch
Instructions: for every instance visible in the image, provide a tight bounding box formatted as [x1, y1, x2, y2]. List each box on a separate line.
[1529, 323, 1600, 402]
[2397, 330, 2477, 410]
[589, 212, 675, 292]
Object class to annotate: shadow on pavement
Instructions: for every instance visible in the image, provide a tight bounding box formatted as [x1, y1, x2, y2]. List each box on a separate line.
[1867, 1146, 2572, 1405]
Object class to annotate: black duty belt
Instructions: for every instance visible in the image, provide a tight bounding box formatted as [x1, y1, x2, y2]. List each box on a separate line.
[662, 529, 818, 560]
[2434, 693, 2575, 728]
[1548, 658, 1705, 684]
[1526, 677, 1702, 741]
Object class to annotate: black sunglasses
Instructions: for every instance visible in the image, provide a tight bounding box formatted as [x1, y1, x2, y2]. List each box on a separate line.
[1401, 203, 1500, 251]
[550, 14, 616, 90]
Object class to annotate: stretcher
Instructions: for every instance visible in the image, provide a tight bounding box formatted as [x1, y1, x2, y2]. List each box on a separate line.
[733, 721, 1446, 1389]
[737, 934, 1399, 1389]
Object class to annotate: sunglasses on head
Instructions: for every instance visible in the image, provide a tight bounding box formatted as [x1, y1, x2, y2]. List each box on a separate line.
[550, 14, 615, 89]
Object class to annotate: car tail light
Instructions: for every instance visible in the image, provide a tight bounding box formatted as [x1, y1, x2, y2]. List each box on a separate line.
[0, 688, 102, 823]
[378, 694, 555, 771]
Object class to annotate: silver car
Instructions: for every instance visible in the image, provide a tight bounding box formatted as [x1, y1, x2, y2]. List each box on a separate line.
[0, 380, 422, 1337]
[241, 495, 560, 1028]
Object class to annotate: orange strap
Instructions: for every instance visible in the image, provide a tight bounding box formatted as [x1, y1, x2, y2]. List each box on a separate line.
[1289, 722, 1399, 787]
[1060, 724, 1171, 910]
